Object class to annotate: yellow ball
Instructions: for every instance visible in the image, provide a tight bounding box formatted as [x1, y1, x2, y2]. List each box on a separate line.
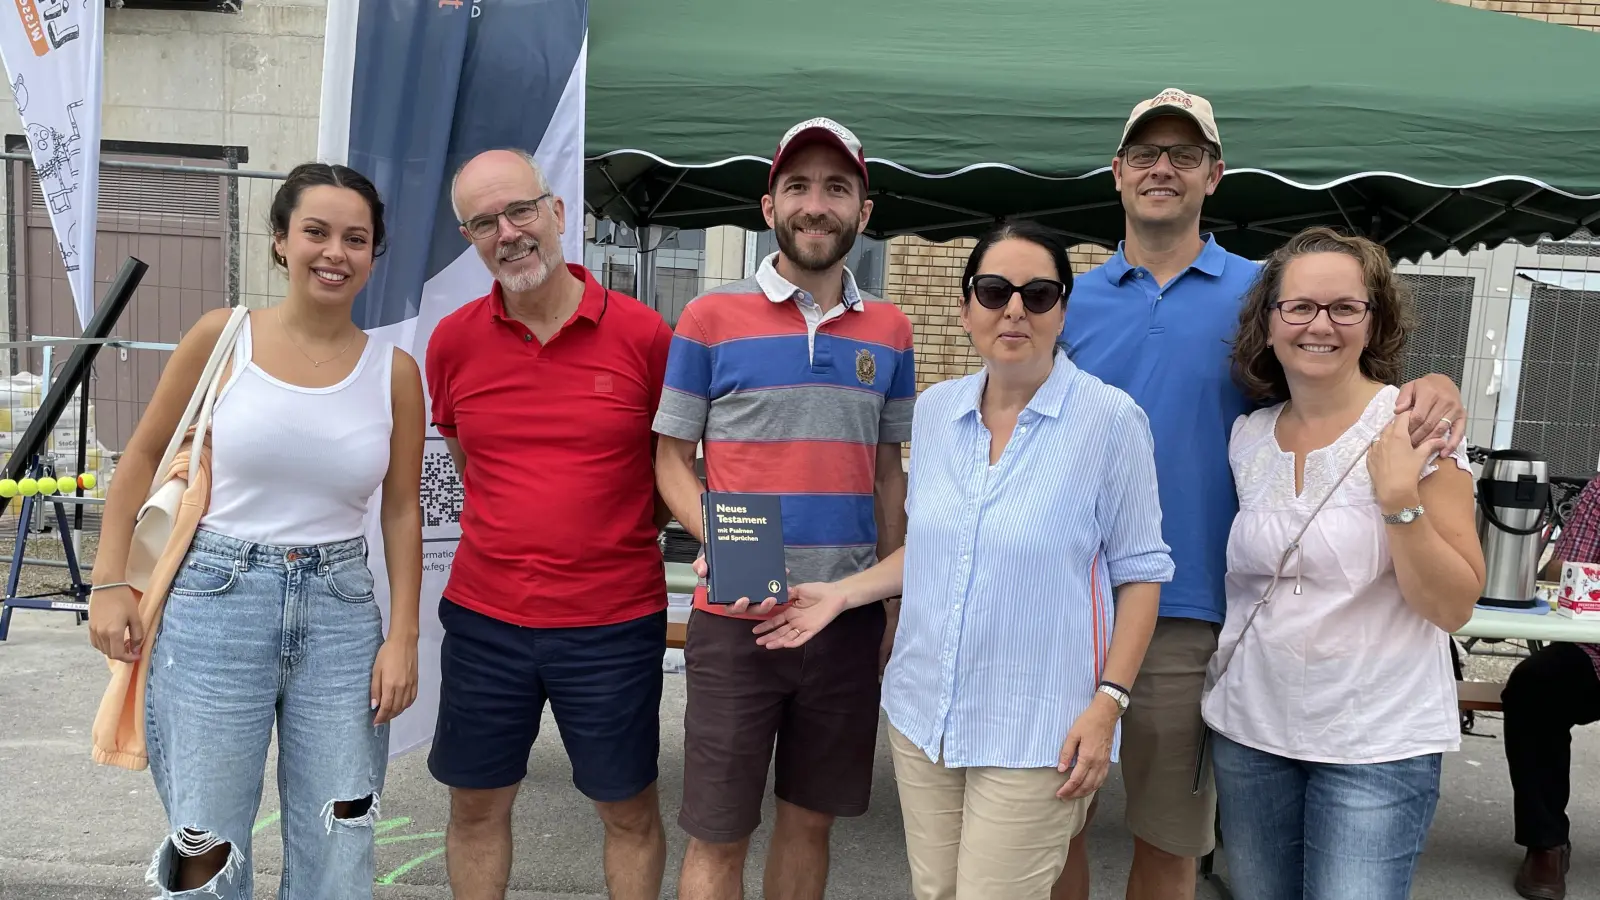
[0, 480, 16, 498]
[78, 473, 96, 490]
[36, 476, 56, 495]
[17, 478, 37, 496]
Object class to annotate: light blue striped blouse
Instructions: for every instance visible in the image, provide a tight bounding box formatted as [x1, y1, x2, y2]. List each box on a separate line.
[883, 349, 1174, 769]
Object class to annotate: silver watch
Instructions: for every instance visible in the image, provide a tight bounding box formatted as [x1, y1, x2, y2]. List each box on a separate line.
[1383, 505, 1425, 525]
[1096, 683, 1130, 716]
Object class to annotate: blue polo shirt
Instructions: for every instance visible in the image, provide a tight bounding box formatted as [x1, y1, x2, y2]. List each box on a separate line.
[1061, 235, 1260, 624]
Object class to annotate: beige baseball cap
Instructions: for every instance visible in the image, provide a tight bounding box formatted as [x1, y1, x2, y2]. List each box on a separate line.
[1118, 88, 1222, 154]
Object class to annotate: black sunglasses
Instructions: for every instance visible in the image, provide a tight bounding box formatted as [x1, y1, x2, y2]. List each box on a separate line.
[966, 275, 1066, 314]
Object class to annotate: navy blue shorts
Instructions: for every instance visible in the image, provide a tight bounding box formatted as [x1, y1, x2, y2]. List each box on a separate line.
[427, 598, 665, 802]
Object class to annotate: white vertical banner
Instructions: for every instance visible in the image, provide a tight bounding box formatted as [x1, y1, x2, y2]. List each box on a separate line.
[0, 0, 104, 328]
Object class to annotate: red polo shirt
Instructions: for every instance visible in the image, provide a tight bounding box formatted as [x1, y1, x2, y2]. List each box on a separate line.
[425, 264, 673, 628]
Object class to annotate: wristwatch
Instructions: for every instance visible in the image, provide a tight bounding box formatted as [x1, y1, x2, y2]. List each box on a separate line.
[1383, 505, 1425, 525]
[1096, 681, 1131, 717]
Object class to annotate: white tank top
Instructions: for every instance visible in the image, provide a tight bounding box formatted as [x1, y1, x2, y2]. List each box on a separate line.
[198, 314, 394, 546]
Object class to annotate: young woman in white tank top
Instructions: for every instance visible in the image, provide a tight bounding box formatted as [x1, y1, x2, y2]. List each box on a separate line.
[88, 163, 425, 899]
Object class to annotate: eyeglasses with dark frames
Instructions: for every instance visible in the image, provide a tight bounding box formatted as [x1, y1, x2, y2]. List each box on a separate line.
[461, 194, 552, 241]
[966, 275, 1067, 314]
[1119, 143, 1211, 170]
[1271, 299, 1372, 326]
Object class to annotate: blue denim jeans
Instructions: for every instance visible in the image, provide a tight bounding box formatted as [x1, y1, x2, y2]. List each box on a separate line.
[145, 529, 390, 899]
[1212, 733, 1441, 900]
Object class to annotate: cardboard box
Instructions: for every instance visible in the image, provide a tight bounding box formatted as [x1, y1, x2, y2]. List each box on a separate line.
[1557, 562, 1600, 618]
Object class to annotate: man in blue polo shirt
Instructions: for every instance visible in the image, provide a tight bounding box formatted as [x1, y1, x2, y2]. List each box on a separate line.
[1051, 89, 1468, 900]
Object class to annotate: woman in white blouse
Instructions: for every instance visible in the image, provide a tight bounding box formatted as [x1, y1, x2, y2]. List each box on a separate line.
[1202, 227, 1485, 899]
[752, 219, 1172, 900]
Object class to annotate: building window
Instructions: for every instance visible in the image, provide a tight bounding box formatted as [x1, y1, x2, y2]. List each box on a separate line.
[584, 225, 708, 324]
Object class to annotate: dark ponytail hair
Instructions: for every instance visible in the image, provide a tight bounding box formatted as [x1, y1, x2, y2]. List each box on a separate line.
[269, 162, 388, 268]
[960, 218, 1077, 356]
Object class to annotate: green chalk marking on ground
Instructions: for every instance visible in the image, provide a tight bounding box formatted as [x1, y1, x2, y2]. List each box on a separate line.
[377, 846, 446, 885]
[375, 831, 445, 846]
[374, 816, 412, 835]
[251, 812, 280, 834]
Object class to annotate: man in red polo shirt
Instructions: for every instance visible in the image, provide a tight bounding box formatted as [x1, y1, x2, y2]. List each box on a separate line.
[424, 148, 674, 900]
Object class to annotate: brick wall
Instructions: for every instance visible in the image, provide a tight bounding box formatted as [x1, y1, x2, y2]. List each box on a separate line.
[887, 237, 1113, 391]
[1442, 0, 1600, 29]
[889, 238, 978, 392]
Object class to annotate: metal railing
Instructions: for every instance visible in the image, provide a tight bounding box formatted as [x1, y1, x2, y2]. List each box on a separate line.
[0, 154, 293, 517]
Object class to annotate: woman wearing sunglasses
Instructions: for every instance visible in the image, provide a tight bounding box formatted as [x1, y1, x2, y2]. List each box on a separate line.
[753, 219, 1172, 899]
[1202, 227, 1485, 899]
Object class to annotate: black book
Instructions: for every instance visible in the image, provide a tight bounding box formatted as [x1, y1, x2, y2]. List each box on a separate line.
[700, 491, 788, 606]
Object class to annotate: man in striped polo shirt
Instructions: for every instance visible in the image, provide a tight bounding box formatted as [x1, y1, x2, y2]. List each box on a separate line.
[654, 117, 915, 900]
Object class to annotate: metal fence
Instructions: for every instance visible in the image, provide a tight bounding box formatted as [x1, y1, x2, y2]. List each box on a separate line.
[1397, 230, 1600, 481]
[0, 153, 288, 521]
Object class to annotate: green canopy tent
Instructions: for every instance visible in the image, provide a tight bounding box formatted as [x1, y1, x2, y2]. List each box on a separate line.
[584, 0, 1600, 261]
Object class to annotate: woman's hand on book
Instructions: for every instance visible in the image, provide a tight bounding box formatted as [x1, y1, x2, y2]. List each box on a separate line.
[752, 582, 849, 649]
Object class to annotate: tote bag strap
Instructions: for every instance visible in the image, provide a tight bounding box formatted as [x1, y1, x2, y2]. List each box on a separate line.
[149, 306, 248, 497]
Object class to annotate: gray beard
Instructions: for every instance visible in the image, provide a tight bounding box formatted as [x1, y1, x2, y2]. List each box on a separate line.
[494, 241, 554, 293]
[497, 259, 550, 293]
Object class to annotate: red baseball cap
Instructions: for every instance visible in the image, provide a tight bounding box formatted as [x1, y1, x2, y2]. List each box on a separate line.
[768, 117, 869, 192]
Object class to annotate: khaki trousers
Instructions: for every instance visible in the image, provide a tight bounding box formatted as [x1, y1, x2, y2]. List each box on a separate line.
[889, 726, 1093, 900]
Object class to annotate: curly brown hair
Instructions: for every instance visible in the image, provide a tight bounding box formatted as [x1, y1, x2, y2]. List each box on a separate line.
[1231, 227, 1415, 404]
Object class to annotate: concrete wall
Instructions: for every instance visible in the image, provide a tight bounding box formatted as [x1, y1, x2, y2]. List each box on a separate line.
[0, 0, 327, 318]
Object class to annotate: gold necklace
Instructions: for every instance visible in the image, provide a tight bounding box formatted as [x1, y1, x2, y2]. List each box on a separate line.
[277, 305, 354, 367]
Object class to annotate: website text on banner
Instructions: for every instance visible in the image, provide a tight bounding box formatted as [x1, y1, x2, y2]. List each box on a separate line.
[0, 0, 104, 328]
[316, 0, 589, 757]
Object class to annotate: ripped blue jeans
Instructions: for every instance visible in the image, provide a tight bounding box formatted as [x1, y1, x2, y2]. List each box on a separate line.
[145, 529, 390, 899]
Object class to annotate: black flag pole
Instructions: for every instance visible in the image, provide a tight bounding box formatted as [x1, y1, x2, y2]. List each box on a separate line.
[0, 256, 146, 516]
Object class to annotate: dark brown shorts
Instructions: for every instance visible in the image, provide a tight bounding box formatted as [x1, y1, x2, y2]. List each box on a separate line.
[678, 602, 887, 843]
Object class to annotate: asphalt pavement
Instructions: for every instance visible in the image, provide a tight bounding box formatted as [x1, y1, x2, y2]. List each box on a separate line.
[1, 612, 1595, 899]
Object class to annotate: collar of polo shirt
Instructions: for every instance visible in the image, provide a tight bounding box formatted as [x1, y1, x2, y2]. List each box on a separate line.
[1104, 233, 1229, 285]
[755, 252, 864, 310]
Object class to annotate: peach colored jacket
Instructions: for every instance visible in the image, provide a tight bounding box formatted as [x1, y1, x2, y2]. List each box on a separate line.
[90, 438, 212, 770]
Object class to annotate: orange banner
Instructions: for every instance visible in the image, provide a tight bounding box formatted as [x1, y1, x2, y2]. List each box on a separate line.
[13, 0, 48, 57]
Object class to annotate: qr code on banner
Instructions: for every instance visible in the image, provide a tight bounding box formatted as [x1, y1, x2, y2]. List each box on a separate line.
[421, 439, 464, 531]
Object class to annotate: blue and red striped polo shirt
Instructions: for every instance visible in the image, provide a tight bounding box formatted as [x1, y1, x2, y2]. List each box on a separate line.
[653, 253, 916, 619]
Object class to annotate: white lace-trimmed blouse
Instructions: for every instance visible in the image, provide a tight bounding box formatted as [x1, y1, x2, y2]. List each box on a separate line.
[1201, 385, 1469, 764]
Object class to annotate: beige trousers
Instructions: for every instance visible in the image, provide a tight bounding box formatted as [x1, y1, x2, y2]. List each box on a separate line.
[889, 725, 1093, 900]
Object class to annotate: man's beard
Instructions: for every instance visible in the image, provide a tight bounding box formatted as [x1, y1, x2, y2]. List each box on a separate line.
[493, 236, 556, 293]
[775, 212, 858, 272]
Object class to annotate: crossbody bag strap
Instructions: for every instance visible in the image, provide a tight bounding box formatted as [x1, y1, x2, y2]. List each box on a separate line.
[1194, 419, 1386, 793]
[150, 306, 248, 497]
[1211, 414, 1396, 687]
